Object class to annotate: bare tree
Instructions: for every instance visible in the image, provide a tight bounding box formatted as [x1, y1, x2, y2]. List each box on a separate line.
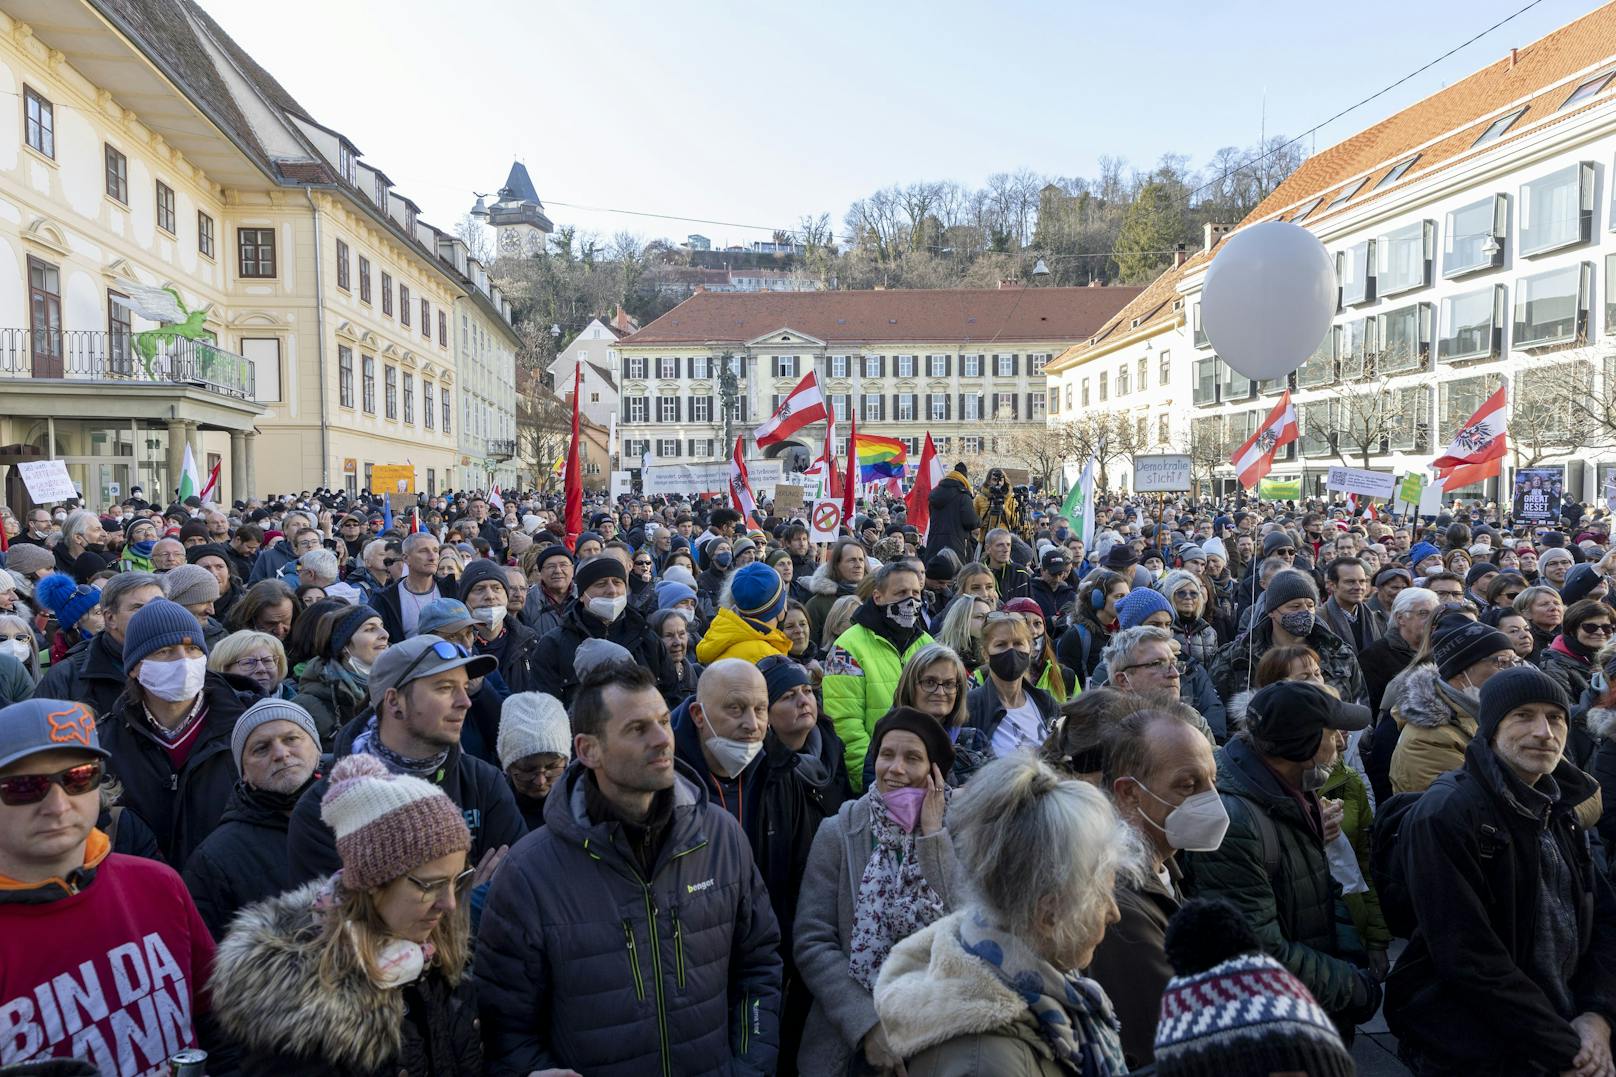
[455, 213, 494, 264]
[1011, 428, 1067, 492]
[1060, 410, 1140, 493]
[1512, 359, 1598, 466]
[1184, 417, 1234, 497]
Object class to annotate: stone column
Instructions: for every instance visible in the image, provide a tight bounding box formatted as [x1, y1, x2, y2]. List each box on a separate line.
[165, 419, 186, 502]
[243, 432, 257, 499]
[185, 422, 202, 474]
[229, 431, 246, 504]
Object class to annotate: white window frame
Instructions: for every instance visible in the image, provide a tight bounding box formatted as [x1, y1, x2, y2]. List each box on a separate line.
[658, 396, 678, 422]
[995, 353, 1014, 377]
[864, 354, 881, 379]
[657, 356, 679, 379]
[963, 354, 981, 377]
[628, 357, 647, 380]
[928, 354, 947, 377]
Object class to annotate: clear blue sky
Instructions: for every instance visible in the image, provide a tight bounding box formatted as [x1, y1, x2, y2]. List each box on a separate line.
[202, 0, 1596, 247]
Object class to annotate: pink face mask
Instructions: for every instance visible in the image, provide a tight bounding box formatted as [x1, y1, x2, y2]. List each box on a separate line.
[882, 786, 927, 833]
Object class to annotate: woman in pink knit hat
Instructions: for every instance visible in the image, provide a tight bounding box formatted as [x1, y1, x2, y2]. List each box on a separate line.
[209, 753, 482, 1076]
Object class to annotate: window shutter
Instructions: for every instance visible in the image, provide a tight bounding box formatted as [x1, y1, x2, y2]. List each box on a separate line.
[675, 397, 683, 422]
[945, 394, 953, 420]
[1011, 353, 1020, 375]
[944, 354, 952, 376]
[1026, 391, 1034, 416]
[672, 440, 682, 458]
[925, 393, 933, 420]
[890, 393, 898, 420]
[622, 354, 632, 380]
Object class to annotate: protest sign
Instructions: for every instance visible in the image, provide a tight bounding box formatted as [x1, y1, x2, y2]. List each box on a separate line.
[16, 460, 77, 503]
[1326, 466, 1397, 500]
[1133, 455, 1192, 492]
[1512, 466, 1564, 522]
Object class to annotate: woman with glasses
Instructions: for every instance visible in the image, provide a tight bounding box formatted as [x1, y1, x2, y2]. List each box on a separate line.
[1482, 571, 1529, 613]
[650, 607, 701, 702]
[863, 644, 987, 789]
[1154, 569, 1218, 668]
[0, 611, 40, 685]
[1389, 619, 1520, 797]
[627, 547, 659, 618]
[1537, 598, 1614, 761]
[211, 630, 296, 700]
[965, 612, 1061, 760]
[213, 753, 482, 1077]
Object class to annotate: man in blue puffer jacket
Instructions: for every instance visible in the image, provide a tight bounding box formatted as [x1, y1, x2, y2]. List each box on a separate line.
[476, 660, 782, 1077]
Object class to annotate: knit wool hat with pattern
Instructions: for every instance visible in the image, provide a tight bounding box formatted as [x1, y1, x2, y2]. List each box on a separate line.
[1433, 621, 1513, 681]
[34, 573, 102, 632]
[496, 691, 571, 769]
[4, 544, 55, 577]
[319, 753, 470, 890]
[729, 562, 788, 622]
[121, 599, 207, 674]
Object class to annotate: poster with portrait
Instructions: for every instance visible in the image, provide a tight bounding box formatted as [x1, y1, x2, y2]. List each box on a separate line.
[1513, 466, 1564, 523]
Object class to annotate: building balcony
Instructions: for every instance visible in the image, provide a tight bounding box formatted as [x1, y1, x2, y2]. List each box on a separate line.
[0, 329, 255, 400]
[487, 438, 517, 460]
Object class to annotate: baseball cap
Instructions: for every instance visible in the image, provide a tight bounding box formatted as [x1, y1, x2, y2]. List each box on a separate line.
[0, 698, 110, 770]
[1244, 681, 1370, 762]
[368, 636, 497, 706]
[1041, 548, 1072, 570]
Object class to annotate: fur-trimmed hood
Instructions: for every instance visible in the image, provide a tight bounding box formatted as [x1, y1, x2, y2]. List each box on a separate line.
[808, 556, 872, 597]
[874, 909, 1054, 1063]
[1395, 662, 1478, 730]
[1589, 705, 1616, 742]
[1227, 689, 1253, 733]
[210, 879, 444, 1072]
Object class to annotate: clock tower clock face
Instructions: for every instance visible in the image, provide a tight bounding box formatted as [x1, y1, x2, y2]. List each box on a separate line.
[498, 229, 520, 255]
[524, 229, 546, 256]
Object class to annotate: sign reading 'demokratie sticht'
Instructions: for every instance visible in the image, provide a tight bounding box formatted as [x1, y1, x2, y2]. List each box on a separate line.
[1132, 455, 1192, 492]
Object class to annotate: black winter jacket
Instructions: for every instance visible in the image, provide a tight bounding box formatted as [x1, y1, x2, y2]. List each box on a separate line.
[476, 761, 783, 1077]
[1385, 739, 1616, 1074]
[1181, 737, 1366, 1015]
[371, 575, 458, 644]
[34, 631, 126, 718]
[964, 679, 1059, 751]
[181, 779, 303, 939]
[925, 473, 980, 564]
[98, 673, 248, 870]
[1028, 576, 1077, 626]
[1209, 616, 1367, 708]
[530, 600, 675, 709]
[211, 880, 483, 1077]
[285, 713, 527, 885]
[288, 656, 367, 749]
[476, 617, 544, 695]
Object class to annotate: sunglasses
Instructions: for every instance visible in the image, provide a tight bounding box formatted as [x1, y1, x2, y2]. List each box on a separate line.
[382, 558, 400, 568]
[0, 760, 104, 806]
[391, 639, 471, 689]
[1581, 623, 1616, 636]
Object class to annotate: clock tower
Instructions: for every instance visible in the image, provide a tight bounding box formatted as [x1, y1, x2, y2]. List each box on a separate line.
[488, 161, 554, 258]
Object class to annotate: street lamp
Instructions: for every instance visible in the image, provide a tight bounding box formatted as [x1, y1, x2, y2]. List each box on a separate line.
[1031, 258, 1051, 278]
[468, 192, 491, 221]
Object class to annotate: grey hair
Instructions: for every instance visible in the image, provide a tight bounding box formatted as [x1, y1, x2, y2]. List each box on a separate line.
[1513, 585, 1561, 618]
[61, 510, 98, 548]
[950, 754, 1145, 963]
[0, 612, 39, 678]
[1391, 585, 1439, 619]
[1154, 570, 1203, 615]
[402, 531, 439, 555]
[361, 538, 391, 564]
[1258, 556, 1288, 584]
[103, 571, 164, 613]
[298, 548, 339, 586]
[1100, 625, 1172, 674]
[984, 527, 1012, 546]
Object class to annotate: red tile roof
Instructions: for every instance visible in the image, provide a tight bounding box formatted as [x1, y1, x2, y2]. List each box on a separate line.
[620, 286, 1143, 347]
[1246, 3, 1616, 228]
[1047, 258, 1200, 371]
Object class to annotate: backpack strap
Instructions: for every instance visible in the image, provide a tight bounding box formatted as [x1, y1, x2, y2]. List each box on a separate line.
[1223, 790, 1282, 879]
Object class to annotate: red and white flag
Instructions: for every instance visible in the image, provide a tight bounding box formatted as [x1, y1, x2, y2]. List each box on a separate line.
[728, 436, 758, 521]
[1432, 384, 1507, 489]
[488, 485, 504, 513]
[1232, 389, 1300, 489]
[198, 460, 221, 503]
[905, 433, 943, 541]
[754, 371, 828, 449]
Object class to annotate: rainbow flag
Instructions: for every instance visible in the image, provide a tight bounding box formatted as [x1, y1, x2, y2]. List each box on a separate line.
[854, 433, 907, 481]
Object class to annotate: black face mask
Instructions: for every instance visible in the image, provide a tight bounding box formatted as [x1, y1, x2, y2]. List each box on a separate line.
[988, 648, 1031, 683]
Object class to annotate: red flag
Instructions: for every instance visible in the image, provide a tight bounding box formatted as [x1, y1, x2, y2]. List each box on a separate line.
[1433, 384, 1507, 489]
[198, 460, 221, 502]
[0, 515, 8, 553]
[563, 364, 583, 550]
[905, 433, 942, 542]
[1231, 390, 1300, 488]
[728, 436, 758, 521]
[840, 411, 857, 533]
[754, 372, 829, 448]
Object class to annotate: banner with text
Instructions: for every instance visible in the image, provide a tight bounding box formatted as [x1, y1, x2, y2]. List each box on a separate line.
[1325, 466, 1397, 500]
[16, 459, 77, 504]
[642, 459, 783, 496]
[1513, 466, 1565, 522]
[1132, 454, 1192, 492]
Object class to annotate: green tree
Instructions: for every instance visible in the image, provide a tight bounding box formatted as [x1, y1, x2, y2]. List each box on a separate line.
[1113, 181, 1185, 283]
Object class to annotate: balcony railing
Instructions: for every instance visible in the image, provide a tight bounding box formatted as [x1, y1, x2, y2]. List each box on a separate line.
[0, 329, 255, 400]
[487, 438, 517, 460]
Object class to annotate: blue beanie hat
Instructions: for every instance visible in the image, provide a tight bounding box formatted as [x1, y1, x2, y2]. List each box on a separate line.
[122, 599, 207, 674]
[35, 572, 102, 632]
[730, 563, 787, 623]
[1409, 541, 1442, 568]
[328, 604, 382, 659]
[655, 580, 697, 609]
[761, 655, 811, 705]
[1117, 587, 1174, 629]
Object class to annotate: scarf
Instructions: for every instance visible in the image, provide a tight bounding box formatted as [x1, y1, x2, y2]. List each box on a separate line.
[315, 877, 435, 989]
[847, 786, 949, 990]
[352, 714, 450, 779]
[957, 909, 1128, 1077]
[1551, 634, 1592, 665]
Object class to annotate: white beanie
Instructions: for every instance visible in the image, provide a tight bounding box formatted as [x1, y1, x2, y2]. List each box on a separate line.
[497, 692, 572, 769]
[663, 564, 698, 588]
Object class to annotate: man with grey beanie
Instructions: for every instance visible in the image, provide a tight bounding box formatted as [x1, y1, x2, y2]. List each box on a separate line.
[1386, 665, 1616, 1076]
[182, 698, 322, 939]
[1210, 568, 1368, 707]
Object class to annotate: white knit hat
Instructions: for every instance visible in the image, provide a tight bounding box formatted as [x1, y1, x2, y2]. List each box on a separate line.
[497, 692, 571, 770]
[319, 754, 469, 889]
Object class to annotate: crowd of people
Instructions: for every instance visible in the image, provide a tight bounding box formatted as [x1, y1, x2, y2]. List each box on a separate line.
[2, 461, 1616, 1076]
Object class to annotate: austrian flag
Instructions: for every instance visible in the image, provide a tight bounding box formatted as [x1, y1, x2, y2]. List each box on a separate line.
[1232, 389, 1300, 488]
[1432, 383, 1507, 489]
[753, 371, 828, 448]
[728, 435, 758, 521]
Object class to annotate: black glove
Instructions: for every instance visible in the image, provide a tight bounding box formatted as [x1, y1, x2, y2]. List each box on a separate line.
[1342, 966, 1384, 1027]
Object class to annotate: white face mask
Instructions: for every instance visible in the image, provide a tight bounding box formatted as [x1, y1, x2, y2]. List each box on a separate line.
[587, 594, 627, 623]
[345, 654, 373, 678]
[704, 734, 763, 778]
[472, 605, 506, 632]
[1130, 779, 1230, 852]
[0, 638, 30, 663]
[137, 655, 207, 702]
